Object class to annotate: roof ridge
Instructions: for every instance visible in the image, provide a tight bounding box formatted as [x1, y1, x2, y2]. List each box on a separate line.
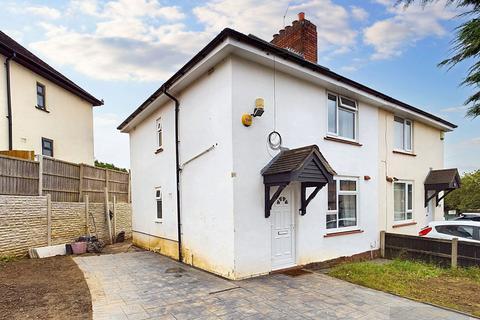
[118, 27, 456, 131]
[0, 30, 102, 106]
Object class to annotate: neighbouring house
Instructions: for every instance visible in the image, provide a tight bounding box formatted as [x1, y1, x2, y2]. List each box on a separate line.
[0, 31, 102, 164]
[118, 13, 460, 279]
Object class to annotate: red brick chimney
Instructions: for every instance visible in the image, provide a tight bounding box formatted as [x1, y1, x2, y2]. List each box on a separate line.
[271, 12, 317, 64]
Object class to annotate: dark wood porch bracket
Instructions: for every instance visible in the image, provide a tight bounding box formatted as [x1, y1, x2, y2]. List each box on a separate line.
[261, 145, 336, 218]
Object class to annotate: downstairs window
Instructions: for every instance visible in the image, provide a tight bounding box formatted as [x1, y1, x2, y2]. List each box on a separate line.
[327, 178, 358, 230]
[394, 182, 413, 221]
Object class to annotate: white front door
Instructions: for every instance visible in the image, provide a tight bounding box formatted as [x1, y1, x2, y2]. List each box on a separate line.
[271, 189, 295, 270]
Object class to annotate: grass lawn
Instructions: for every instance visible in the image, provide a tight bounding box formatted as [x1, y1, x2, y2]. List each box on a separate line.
[329, 259, 480, 317]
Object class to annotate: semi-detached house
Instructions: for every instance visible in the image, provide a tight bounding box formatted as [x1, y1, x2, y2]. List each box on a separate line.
[0, 31, 102, 164]
[118, 13, 459, 280]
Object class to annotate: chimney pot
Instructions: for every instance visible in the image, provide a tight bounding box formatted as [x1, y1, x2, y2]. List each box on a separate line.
[298, 12, 305, 21]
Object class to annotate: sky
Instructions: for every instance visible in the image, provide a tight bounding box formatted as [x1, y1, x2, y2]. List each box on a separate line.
[1, 0, 478, 173]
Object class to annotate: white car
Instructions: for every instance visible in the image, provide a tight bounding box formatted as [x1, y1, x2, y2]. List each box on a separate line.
[419, 220, 480, 243]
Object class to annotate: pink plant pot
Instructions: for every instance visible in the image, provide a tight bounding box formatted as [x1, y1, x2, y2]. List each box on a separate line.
[71, 242, 87, 254]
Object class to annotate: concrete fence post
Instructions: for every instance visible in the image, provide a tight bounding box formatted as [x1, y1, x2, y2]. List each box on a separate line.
[380, 230, 386, 258]
[451, 237, 458, 268]
[38, 155, 43, 196]
[84, 195, 89, 236]
[104, 187, 113, 244]
[113, 195, 117, 243]
[46, 194, 51, 246]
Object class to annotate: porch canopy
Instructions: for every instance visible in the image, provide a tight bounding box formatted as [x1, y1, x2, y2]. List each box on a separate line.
[424, 168, 461, 207]
[261, 145, 336, 218]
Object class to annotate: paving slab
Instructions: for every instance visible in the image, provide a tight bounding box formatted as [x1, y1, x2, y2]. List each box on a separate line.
[74, 252, 474, 319]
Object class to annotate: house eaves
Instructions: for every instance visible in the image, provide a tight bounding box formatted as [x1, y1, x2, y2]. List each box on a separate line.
[0, 31, 103, 107]
[118, 28, 456, 132]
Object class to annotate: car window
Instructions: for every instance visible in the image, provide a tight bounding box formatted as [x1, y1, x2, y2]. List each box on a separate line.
[435, 225, 474, 239]
[474, 227, 480, 241]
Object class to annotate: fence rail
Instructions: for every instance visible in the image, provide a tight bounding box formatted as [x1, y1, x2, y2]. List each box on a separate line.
[381, 231, 480, 268]
[0, 154, 130, 203]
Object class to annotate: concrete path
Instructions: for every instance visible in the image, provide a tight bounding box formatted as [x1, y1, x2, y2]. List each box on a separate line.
[74, 252, 473, 320]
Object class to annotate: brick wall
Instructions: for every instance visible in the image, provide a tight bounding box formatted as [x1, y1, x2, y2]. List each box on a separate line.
[0, 196, 48, 257]
[0, 195, 132, 257]
[271, 12, 318, 64]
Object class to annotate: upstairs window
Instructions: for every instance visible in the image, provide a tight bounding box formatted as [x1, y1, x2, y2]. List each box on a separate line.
[155, 188, 162, 220]
[156, 118, 163, 150]
[394, 116, 412, 151]
[41, 138, 53, 157]
[394, 181, 413, 221]
[327, 93, 357, 140]
[327, 178, 358, 230]
[36, 83, 46, 110]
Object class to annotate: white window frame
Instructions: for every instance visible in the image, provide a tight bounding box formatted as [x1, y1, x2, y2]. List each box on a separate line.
[394, 116, 413, 152]
[393, 181, 414, 223]
[155, 118, 163, 150]
[327, 92, 358, 141]
[326, 176, 359, 232]
[155, 187, 163, 222]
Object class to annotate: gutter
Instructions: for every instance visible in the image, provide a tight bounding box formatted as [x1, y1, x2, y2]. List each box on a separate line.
[163, 87, 182, 263]
[5, 52, 15, 150]
[118, 28, 456, 131]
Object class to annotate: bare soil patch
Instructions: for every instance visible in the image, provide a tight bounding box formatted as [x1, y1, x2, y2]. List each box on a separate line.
[0, 256, 91, 320]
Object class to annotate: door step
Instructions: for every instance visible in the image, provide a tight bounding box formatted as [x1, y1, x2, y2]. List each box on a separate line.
[270, 265, 308, 276]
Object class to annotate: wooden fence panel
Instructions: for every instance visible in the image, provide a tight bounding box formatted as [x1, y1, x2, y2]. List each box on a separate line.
[457, 242, 480, 267]
[80, 165, 129, 203]
[0, 154, 39, 195]
[82, 165, 107, 203]
[384, 232, 480, 268]
[0, 155, 130, 203]
[0, 150, 35, 160]
[42, 157, 80, 202]
[107, 169, 129, 203]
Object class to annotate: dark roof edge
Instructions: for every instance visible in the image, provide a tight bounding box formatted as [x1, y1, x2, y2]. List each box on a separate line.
[118, 28, 456, 131]
[0, 44, 103, 106]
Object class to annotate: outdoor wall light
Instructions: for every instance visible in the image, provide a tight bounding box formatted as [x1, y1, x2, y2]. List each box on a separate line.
[242, 98, 265, 127]
[252, 98, 264, 117]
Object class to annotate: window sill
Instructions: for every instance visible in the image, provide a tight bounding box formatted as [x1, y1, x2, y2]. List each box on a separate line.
[154, 147, 163, 154]
[393, 150, 416, 157]
[324, 136, 362, 147]
[35, 106, 50, 113]
[392, 221, 417, 228]
[324, 229, 363, 238]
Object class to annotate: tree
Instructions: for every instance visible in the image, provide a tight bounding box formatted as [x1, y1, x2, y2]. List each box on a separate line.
[397, 0, 480, 117]
[445, 170, 480, 212]
[94, 160, 128, 173]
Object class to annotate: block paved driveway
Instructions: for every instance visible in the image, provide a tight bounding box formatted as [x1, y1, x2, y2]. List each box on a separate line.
[74, 252, 473, 320]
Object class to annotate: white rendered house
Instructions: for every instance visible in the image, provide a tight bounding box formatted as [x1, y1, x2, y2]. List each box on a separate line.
[119, 13, 458, 279]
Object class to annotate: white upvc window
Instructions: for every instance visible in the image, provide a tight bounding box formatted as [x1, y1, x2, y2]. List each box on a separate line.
[156, 118, 163, 149]
[394, 116, 413, 152]
[155, 187, 162, 220]
[394, 181, 413, 222]
[327, 177, 359, 230]
[327, 93, 358, 141]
